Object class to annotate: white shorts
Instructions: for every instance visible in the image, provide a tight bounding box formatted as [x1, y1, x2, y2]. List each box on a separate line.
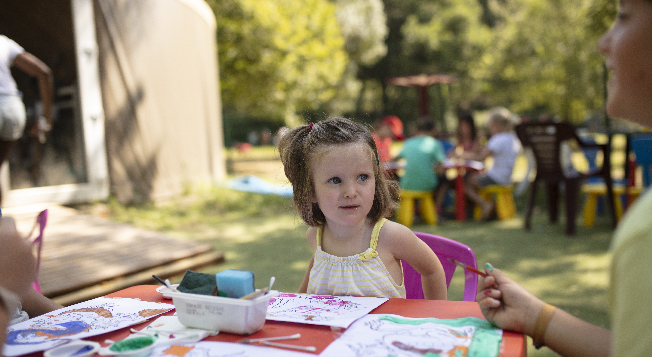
[0, 94, 26, 141]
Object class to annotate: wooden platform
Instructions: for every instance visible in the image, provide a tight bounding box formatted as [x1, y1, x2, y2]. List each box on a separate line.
[5, 204, 224, 306]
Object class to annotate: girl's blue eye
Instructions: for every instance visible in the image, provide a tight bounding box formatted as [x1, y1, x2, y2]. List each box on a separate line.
[358, 174, 369, 182]
[328, 177, 342, 184]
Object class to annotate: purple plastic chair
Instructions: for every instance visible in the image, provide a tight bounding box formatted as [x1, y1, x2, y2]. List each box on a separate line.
[402, 232, 478, 302]
[26, 209, 48, 294]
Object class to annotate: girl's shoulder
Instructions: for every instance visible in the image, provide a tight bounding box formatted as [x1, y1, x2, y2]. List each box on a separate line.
[377, 220, 416, 244]
[305, 226, 320, 249]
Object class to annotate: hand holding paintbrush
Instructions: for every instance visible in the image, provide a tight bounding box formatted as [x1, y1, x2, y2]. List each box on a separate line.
[447, 258, 488, 277]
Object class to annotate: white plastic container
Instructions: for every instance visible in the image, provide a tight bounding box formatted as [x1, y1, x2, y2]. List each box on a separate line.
[168, 290, 278, 335]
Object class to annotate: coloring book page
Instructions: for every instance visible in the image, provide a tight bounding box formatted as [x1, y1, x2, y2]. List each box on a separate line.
[265, 293, 387, 328]
[4, 297, 173, 356]
[149, 341, 313, 357]
[320, 314, 503, 357]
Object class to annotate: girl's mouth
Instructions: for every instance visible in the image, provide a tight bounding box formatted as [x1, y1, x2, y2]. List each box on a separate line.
[340, 205, 359, 209]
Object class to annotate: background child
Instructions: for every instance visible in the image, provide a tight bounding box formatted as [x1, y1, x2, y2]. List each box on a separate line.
[436, 112, 482, 214]
[393, 117, 446, 195]
[455, 107, 521, 220]
[278, 117, 446, 299]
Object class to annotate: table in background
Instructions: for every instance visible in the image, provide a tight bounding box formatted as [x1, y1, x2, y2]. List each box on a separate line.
[76, 285, 527, 356]
[442, 159, 485, 221]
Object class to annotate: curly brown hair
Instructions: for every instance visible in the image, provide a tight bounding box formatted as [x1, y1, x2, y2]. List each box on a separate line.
[278, 117, 399, 227]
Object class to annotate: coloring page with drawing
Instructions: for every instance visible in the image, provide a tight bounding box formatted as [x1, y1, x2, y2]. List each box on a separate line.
[3, 297, 173, 356]
[265, 293, 387, 328]
[320, 314, 504, 357]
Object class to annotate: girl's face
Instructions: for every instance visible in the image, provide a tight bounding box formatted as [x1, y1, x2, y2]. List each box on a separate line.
[311, 143, 376, 227]
[598, 0, 652, 126]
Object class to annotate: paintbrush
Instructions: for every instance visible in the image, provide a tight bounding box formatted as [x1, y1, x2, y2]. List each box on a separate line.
[240, 334, 315, 352]
[152, 275, 179, 292]
[447, 258, 488, 277]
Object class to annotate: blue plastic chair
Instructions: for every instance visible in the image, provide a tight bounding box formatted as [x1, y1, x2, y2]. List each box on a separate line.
[402, 232, 478, 302]
[631, 135, 652, 189]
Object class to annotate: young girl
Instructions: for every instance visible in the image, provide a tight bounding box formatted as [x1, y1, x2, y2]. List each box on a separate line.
[278, 117, 447, 299]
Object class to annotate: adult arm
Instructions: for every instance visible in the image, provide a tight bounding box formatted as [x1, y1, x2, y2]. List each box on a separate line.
[12, 51, 54, 131]
[477, 264, 610, 357]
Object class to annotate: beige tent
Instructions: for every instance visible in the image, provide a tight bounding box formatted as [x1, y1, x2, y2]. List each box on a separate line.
[0, 0, 225, 206]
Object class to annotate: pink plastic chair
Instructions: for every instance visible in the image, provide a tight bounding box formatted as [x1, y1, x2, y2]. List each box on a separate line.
[402, 232, 478, 302]
[25, 209, 48, 294]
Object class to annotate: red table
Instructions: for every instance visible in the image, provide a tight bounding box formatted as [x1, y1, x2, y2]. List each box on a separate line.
[443, 159, 485, 221]
[73, 285, 527, 356]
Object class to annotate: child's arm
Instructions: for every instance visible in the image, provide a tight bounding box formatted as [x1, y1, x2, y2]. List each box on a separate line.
[297, 227, 319, 293]
[298, 255, 314, 293]
[380, 222, 447, 300]
[460, 145, 491, 161]
[409, 238, 447, 300]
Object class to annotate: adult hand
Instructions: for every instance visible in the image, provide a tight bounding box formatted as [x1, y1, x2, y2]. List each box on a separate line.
[476, 263, 544, 337]
[0, 217, 36, 299]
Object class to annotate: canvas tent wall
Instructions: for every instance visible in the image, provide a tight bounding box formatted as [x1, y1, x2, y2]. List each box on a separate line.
[95, 0, 225, 203]
[0, 0, 225, 206]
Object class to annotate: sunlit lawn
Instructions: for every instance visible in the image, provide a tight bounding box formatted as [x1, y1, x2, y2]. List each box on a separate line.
[80, 139, 630, 357]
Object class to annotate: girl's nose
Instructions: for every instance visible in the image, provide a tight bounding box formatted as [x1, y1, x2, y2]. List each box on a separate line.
[343, 183, 357, 198]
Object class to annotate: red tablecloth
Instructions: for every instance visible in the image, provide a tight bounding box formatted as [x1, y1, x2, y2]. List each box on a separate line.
[76, 285, 526, 356]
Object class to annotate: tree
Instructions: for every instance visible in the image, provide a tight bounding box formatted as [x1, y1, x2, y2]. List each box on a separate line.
[321, 0, 389, 117]
[208, 0, 348, 126]
[480, 0, 614, 122]
[366, 0, 617, 124]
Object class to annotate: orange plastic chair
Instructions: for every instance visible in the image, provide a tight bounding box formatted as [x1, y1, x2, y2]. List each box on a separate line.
[25, 209, 48, 294]
[402, 232, 478, 301]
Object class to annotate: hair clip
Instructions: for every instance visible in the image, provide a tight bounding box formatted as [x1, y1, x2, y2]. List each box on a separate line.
[309, 123, 314, 130]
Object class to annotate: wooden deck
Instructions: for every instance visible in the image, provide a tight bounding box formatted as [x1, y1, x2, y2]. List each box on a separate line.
[5, 205, 224, 306]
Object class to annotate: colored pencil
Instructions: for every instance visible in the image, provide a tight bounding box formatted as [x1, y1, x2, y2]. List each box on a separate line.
[448, 258, 488, 277]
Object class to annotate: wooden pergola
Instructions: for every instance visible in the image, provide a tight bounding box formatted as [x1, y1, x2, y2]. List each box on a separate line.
[386, 73, 457, 124]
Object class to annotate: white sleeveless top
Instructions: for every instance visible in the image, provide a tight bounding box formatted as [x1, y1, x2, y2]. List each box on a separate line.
[307, 218, 406, 298]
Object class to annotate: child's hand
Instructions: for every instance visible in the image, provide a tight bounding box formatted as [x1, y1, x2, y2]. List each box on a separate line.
[0, 217, 37, 300]
[476, 263, 544, 337]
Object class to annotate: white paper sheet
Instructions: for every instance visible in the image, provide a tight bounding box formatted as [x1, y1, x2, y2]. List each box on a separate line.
[320, 314, 503, 357]
[265, 293, 387, 328]
[3, 297, 173, 356]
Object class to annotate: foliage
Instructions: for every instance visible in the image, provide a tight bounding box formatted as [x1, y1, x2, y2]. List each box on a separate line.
[209, 0, 620, 130]
[208, 0, 348, 126]
[334, 0, 388, 66]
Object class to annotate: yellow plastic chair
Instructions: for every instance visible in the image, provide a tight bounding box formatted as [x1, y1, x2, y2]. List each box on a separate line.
[581, 183, 643, 227]
[397, 190, 437, 227]
[473, 185, 516, 221]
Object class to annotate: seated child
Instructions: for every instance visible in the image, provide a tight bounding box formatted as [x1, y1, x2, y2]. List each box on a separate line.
[436, 112, 482, 213]
[278, 117, 447, 299]
[394, 117, 447, 194]
[455, 107, 522, 220]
